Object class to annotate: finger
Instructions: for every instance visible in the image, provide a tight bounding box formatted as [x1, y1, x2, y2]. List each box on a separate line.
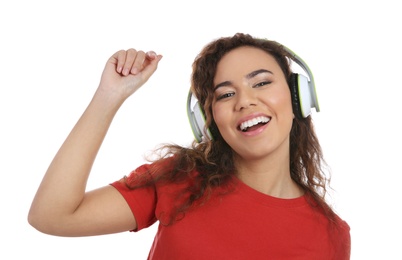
[141, 50, 158, 71]
[114, 50, 128, 74]
[122, 48, 138, 76]
[131, 50, 146, 75]
[146, 51, 157, 60]
[139, 54, 163, 82]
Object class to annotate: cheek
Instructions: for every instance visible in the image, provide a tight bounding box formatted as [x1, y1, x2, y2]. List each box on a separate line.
[212, 103, 230, 135]
[283, 94, 294, 116]
[212, 105, 223, 127]
[270, 87, 294, 116]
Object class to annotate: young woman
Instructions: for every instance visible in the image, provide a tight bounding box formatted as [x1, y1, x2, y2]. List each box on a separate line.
[28, 33, 351, 259]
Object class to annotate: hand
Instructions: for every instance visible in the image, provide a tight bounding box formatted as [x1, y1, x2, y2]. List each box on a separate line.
[97, 49, 163, 101]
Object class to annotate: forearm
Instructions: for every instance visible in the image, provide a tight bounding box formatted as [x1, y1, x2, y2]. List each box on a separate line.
[29, 91, 122, 223]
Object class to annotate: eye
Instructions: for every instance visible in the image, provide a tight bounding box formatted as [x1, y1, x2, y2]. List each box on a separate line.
[216, 92, 235, 101]
[253, 81, 272, 88]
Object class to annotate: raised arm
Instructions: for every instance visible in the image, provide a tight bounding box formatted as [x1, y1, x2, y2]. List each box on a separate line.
[28, 49, 162, 236]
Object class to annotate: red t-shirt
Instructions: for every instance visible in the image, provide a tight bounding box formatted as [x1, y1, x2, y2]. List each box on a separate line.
[111, 162, 351, 260]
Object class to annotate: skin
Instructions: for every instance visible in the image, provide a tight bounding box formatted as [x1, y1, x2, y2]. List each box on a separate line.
[28, 49, 162, 236]
[212, 46, 303, 198]
[28, 46, 302, 238]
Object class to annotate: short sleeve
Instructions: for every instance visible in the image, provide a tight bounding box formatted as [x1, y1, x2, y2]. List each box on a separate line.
[110, 164, 157, 231]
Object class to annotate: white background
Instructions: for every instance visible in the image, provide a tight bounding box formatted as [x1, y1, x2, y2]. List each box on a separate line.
[1, 1, 401, 259]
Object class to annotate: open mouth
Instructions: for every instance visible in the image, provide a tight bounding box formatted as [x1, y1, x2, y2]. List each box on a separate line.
[239, 116, 271, 132]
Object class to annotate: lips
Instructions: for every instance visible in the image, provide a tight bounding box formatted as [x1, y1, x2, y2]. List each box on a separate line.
[239, 116, 271, 132]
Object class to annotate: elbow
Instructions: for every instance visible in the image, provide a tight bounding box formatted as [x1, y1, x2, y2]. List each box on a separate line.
[27, 209, 47, 234]
[28, 208, 76, 237]
[27, 208, 56, 236]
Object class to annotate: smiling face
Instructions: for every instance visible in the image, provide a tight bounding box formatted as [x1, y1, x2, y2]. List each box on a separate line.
[212, 46, 294, 161]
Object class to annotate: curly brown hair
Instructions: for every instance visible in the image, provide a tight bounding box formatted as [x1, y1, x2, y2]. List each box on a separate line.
[125, 33, 336, 225]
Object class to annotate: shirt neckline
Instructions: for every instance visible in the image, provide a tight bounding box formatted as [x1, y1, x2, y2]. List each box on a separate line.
[231, 176, 309, 208]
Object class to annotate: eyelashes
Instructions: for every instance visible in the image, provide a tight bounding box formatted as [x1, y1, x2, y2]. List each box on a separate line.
[215, 81, 272, 101]
[216, 92, 235, 101]
[253, 81, 272, 88]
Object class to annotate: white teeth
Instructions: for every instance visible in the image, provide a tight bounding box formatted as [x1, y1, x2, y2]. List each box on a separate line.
[240, 116, 270, 131]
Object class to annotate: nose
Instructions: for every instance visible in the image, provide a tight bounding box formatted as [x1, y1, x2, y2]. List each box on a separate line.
[234, 88, 257, 111]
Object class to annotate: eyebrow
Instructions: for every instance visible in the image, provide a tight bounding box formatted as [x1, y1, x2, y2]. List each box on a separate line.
[213, 69, 273, 91]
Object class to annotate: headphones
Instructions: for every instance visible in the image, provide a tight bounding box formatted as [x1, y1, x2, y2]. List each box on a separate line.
[187, 44, 320, 143]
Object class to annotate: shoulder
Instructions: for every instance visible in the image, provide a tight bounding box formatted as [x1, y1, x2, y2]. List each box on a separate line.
[124, 156, 177, 182]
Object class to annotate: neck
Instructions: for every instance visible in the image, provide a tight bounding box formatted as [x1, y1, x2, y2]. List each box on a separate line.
[235, 144, 303, 199]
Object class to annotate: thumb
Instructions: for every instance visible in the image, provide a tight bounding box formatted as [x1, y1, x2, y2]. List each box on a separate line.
[139, 53, 163, 83]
